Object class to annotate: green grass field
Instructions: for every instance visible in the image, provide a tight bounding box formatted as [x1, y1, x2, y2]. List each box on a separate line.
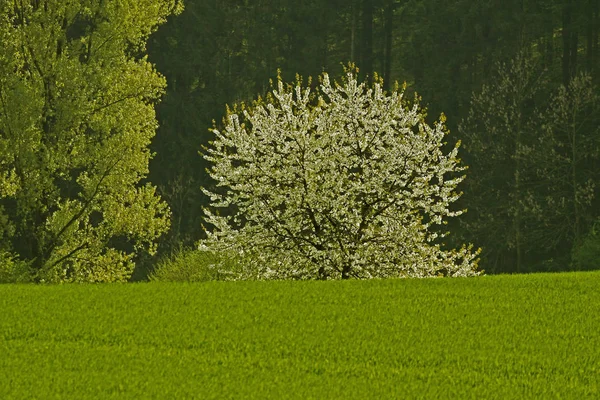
[1, 271, 599, 399]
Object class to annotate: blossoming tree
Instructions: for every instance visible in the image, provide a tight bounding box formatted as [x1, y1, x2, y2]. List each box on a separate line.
[201, 69, 481, 280]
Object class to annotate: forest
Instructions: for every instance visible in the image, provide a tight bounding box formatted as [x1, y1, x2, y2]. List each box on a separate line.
[147, 0, 600, 276]
[0, 0, 599, 281]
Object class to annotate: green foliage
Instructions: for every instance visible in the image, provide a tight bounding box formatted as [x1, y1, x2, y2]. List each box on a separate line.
[202, 69, 480, 280]
[460, 51, 600, 273]
[0, 251, 32, 284]
[0, 0, 182, 282]
[571, 219, 600, 271]
[534, 74, 600, 247]
[149, 246, 246, 282]
[1, 273, 599, 398]
[459, 51, 548, 273]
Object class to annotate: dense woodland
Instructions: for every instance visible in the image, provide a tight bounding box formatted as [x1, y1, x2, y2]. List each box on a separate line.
[146, 0, 600, 276]
[0, 1, 599, 281]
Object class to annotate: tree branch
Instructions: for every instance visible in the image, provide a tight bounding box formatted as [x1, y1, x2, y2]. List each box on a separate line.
[43, 156, 122, 260]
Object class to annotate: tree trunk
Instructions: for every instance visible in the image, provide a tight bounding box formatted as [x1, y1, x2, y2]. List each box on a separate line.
[562, 0, 578, 86]
[321, 8, 329, 72]
[318, 266, 327, 280]
[587, 0, 600, 80]
[361, 0, 373, 83]
[341, 263, 351, 279]
[595, 0, 600, 81]
[572, 117, 581, 243]
[383, 0, 394, 90]
[350, 0, 358, 63]
[545, 20, 554, 69]
[570, 27, 579, 77]
[515, 123, 523, 273]
[587, 0, 595, 73]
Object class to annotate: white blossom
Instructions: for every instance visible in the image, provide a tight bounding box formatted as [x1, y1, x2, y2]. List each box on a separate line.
[200, 70, 481, 280]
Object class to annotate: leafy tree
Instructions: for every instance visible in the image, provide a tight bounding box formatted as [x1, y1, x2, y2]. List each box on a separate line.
[458, 52, 549, 273]
[200, 69, 481, 280]
[460, 52, 600, 273]
[531, 74, 600, 253]
[0, 0, 181, 282]
[571, 217, 600, 271]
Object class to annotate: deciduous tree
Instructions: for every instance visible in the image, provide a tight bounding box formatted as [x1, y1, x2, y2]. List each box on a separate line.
[459, 52, 547, 273]
[0, 0, 180, 282]
[200, 69, 480, 280]
[532, 74, 600, 252]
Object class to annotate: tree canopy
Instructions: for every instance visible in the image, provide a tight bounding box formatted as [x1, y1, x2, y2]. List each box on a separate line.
[0, 0, 182, 282]
[200, 70, 481, 280]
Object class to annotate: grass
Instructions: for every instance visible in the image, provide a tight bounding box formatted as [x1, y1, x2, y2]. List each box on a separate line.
[148, 247, 246, 282]
[1, 271, 599, 399]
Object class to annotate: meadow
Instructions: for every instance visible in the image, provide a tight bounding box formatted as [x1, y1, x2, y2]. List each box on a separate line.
[1, 271, 599, 399]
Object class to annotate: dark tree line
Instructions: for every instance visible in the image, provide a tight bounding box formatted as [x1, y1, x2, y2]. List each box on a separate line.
[146, 0, 600, 276]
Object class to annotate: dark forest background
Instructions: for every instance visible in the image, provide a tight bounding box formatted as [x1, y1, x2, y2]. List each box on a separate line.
[143, 0, 600, 277]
